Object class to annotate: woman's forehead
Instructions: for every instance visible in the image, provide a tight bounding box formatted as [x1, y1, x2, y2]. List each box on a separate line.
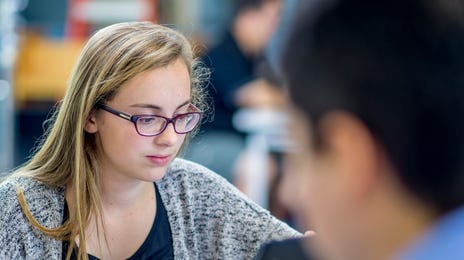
[108, 60, 191, 109]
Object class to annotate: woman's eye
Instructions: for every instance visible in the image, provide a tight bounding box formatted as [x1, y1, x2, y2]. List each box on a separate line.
[138, 117, 157, 125]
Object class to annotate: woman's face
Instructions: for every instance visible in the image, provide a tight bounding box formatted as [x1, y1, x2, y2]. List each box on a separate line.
[87, 58, 191, 183]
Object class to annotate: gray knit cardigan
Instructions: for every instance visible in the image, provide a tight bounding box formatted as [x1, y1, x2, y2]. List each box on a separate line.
[0, 158, 300, 259]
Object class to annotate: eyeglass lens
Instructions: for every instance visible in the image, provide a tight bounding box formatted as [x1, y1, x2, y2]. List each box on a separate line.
[136, 113, 201, 135]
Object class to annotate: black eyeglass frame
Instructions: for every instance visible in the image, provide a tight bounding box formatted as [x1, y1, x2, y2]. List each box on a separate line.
[97, 103, 203, 137]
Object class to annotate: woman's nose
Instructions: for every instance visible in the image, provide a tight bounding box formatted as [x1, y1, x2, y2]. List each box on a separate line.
[153, 122, 179, 146]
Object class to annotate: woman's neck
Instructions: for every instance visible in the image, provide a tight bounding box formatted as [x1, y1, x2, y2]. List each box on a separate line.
[65, 173, 157, 259]
[98, 174, 154, 211]
[65, 171, 155, 215]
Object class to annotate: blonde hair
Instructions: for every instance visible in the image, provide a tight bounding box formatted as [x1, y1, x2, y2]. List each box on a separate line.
[9, 22, 209, 260]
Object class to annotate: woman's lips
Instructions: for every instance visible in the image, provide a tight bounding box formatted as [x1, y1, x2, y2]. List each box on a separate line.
[146, 155, 171, 166]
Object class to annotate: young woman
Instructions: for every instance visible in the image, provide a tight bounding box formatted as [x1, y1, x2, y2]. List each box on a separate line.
[0, 22, 299, 260]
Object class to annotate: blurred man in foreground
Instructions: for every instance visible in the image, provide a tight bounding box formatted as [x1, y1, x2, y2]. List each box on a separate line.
[277, 0, 464, 259]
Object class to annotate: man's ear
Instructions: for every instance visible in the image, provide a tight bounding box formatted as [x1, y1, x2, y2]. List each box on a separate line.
[318, 111, 384, 201]
[84, 109, 98, 133]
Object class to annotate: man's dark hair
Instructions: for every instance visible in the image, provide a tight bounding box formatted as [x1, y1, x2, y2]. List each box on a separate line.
[281, 0, 464, 213]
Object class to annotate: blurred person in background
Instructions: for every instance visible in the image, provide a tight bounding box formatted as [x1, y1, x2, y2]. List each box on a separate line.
[0, 22, 300, 259]
[185, 0, 286, 184]
[276, 0, 464, 259]
[204, 0, 284, 129]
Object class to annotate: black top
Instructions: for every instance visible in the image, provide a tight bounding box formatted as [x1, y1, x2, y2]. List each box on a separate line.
[62, 183, 174, 260]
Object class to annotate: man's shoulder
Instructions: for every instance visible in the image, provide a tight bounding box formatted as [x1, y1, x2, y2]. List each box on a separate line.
[396, 206, 464, 260]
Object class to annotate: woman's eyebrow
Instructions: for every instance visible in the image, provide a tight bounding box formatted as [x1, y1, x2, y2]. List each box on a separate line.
[130, 104, 161, 110]
[175, 100, 191, 110]
[129, 100, 191, 110]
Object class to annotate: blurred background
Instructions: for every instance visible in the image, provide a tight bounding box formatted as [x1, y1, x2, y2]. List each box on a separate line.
[1, 0, 236, 170]
[1, 0, 300, 227]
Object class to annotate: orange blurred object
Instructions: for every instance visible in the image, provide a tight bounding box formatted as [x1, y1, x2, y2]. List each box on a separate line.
[14, 34, 84, 106]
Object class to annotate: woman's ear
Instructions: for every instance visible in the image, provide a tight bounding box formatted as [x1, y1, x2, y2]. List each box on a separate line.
[84, 109, 99, 133]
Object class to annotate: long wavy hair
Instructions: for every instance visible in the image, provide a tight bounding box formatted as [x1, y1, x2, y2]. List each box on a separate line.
[8, 21, 209, 260]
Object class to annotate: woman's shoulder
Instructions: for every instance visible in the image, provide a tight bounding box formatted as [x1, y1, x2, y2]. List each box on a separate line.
[159, 159, 301, 257]
[163, 158, 232, 192]
[167, 157, 212, 173]
[0, 177, 19, 213]
[0, 176, 64, 258]
[161, 158, 265, 212]
[1, 176, 64, 198]
[0, 176, 65, 223]
[0, 176, 39, 207]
